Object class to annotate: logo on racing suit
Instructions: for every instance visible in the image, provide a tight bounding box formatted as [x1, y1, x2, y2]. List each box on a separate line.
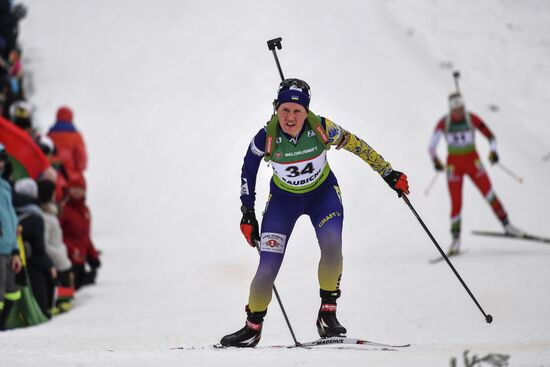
[267, 239, 279, 248]
[284, 146, 318, 158]
[240, 178, 249, 195]
[318, 211, 342, 228]
[260, 232, 287, 254]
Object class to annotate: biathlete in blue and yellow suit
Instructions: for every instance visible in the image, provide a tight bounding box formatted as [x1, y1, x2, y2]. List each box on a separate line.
[220, 79, 410, 348]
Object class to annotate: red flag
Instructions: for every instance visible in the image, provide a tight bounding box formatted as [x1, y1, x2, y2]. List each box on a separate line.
[0, 116, 50, 179]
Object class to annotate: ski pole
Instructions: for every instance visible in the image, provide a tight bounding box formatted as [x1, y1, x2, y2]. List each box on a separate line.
[424, 172, 440, 196]
[267, 37, 285, 81]
[401, 195, 493, 324]
[264, 38, 302, 345]
[453, 70, 461, 94]
[264, 39, 301, 345]
[254, 240, 301, 346]
[496, 163, 523, 183]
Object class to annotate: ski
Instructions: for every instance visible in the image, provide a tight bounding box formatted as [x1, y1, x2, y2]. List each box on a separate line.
[288, 336, 410, 349]
[429, 250, 468, 264]
[472, 230, 550, 245]
[209, 336, 409, 350]
[175, 337, 410, 351]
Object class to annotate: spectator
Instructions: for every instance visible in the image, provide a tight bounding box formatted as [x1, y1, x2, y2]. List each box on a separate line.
[38, 179, 74, 314]
[0, 1, 26, 116]
[8, 99, 35, 137]
[13, 177, 56, 318]
[48, 106, 87, 181]
[60, 175, 100, 289]
[0, 143, 22, 330]
[0, 0, 26, 61]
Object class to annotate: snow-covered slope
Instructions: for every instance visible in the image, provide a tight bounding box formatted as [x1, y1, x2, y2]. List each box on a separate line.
[1, 1, 549, 366]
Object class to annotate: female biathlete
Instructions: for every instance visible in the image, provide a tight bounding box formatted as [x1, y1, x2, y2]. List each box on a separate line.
[221, 79, 409, 347]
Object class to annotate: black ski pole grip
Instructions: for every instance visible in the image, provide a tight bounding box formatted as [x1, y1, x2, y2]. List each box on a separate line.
[267, 37, 285, 81]
[453, 70, 461, 94]
[267, 37, 283, 51]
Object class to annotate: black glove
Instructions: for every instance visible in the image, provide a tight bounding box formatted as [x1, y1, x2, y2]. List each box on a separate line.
[433, 157, 444, 172]
[87, 257, 101, 269]
[240, 206, 260, 247]
[488, 151, 499, 165]
[383, 170, 410, 198]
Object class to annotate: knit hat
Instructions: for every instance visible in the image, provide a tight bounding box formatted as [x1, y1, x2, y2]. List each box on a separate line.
[276, 78, 311, 110]
[14, 177, 38, 199]
[68, 174, 86, 189]
[56, 106, 73, 122]
[449, 93, 465, 110]
[38, 179, 56, 204]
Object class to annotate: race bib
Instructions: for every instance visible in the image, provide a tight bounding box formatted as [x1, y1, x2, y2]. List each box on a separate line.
[446, 130, 474, 148]
[271, 151, 327, 188]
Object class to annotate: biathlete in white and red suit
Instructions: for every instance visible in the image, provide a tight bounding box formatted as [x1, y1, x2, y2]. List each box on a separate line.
[429, 92, 523, 255]
[220, 78, 410, 348]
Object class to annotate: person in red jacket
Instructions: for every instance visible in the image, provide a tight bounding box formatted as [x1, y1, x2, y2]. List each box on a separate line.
[59, 175, 100, 289]
[47, 106, 87, 181]
[429, 93, 523, 255]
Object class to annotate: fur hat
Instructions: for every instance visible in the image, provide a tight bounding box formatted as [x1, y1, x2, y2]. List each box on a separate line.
[14, 178, 38, 199]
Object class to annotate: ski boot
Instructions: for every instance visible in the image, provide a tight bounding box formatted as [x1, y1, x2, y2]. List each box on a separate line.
[0, 300, 15, 331]
[48, 306, 61, 317]
[56, 285, 74, 314]
[316, 289, 347, 338]
[56, 301, 73, 313]
[447, 237, 461, 256]
[220, 306, 266, 348]
[446, 228, 461, 256]
[502, 219, 525, 237]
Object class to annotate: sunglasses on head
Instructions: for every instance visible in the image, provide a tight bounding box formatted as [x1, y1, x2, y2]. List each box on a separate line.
[278, 78, 311, 96]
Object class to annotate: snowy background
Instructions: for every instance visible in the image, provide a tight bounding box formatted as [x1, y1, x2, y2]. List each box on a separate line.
[1, 0, 550, 366]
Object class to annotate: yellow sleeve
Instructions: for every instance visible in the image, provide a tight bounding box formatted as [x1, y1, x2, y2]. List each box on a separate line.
[325, 118, 393, 176]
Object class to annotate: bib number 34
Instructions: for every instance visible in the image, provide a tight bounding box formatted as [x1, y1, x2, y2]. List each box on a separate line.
[286, 162, 314, 177]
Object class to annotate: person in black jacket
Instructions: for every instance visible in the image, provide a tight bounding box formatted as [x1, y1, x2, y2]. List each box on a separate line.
[13, 177, 56, 318]
[0, 0, 26, 116]
[0, 0, 20, 61]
